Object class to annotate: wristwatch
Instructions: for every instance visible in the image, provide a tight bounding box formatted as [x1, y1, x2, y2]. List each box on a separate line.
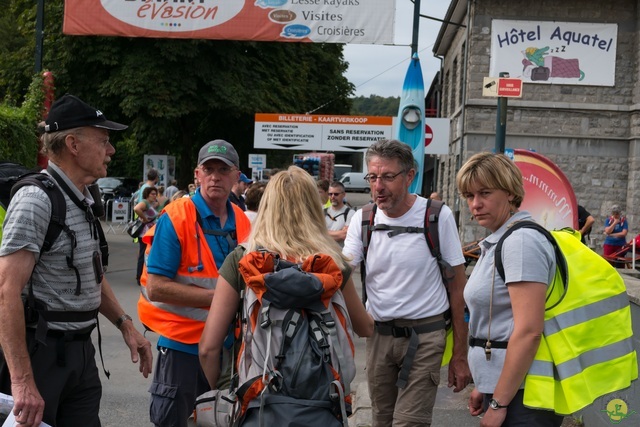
[115, 313, 133, 330]
[489, 398, 508, 410]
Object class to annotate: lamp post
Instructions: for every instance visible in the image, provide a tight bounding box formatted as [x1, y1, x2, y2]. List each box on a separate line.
[411, 0, 421, 56]
[35, 0, 45, 73]
[495, 71, 509, 154]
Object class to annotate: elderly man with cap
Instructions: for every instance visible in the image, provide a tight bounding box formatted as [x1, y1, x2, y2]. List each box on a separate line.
[229, 172, 252, 211]
[0, 94, 153, 427]
[138, 139, 252, 426]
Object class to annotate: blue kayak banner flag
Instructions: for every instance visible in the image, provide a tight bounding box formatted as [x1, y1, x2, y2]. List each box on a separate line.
[64, 0, 395, 44]
[395, 53, 425, 195]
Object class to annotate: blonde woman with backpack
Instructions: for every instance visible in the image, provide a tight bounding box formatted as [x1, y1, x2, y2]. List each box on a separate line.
[199, 166, 373, 426]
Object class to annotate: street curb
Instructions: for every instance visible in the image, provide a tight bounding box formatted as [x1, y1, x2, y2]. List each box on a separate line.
[349, 382, 372, 427]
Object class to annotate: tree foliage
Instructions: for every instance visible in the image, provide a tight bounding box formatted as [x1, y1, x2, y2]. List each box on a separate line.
[0, 0, 354, 186]
[0, 73, 45, 167]
[351, 95, 400, 116]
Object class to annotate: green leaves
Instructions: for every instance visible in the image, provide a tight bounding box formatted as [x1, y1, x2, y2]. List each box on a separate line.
[0, 0, 354, 184]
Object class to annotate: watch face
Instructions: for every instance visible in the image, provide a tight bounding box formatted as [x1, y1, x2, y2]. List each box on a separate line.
[490, 399, 501, 409]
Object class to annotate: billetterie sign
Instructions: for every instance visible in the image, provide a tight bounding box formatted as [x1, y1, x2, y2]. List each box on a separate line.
[63, 0, 395, 44]
[254, 113, 393, 151]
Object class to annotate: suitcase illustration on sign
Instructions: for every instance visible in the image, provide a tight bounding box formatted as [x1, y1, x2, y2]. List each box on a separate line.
[531, 66, 550, 81]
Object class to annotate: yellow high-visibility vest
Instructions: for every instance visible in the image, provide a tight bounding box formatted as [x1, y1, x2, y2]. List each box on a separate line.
[497, 224, 637, 415]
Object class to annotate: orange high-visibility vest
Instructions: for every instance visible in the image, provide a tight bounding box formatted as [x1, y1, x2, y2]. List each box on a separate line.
[138, 197, 251, 344]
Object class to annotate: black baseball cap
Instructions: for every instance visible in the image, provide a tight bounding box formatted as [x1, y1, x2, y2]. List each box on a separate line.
[44, 94, 128, 133]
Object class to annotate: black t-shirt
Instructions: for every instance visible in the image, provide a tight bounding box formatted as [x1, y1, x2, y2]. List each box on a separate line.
[228, 191, 246, 211]
[577, 205, 592, 241]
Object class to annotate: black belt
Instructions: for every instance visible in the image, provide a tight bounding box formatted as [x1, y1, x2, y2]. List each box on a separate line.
[27, 326, 94, 341]
[468, 337, 509, 349]
[374, 318, 447, 337]
[27, 325, 95, 368]
[374, 315, 448, 389]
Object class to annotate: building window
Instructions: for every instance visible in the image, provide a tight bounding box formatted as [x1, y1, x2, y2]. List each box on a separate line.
[458, 43, 465, 107]
[444, 71, 450, 117]
[452, 58, 458, 111]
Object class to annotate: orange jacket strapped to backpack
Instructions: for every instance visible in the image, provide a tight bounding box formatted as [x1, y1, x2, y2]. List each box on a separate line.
[138, 198, 251, 344]
[234, 251, 356, 426]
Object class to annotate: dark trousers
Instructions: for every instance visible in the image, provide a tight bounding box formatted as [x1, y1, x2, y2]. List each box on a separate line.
[149, 347, 210, 427]
[482, 389, 564, 427]
[137, 240, 146, 285]
[0, 332, 102, 426]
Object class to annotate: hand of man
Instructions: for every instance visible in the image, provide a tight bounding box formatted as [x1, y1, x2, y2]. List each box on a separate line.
[121, 324, 153, 378]
[10, 379, 45, 427]
[468, 387, 484, 416]
[448, 352, 472, 392]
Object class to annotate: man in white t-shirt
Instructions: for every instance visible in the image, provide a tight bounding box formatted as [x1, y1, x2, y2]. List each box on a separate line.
[324, 181, 354, 246]
[343, 139, 470, 427]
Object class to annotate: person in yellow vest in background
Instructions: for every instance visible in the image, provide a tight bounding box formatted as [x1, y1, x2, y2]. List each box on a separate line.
[138, 140, 251, 427]
[317, 179, 331, 209]
[457, 152, 564, 426]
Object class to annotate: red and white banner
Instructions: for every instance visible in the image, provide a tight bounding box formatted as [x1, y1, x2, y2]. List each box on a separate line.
[514, 149, 578, 230]
[63, 0, 395, 44]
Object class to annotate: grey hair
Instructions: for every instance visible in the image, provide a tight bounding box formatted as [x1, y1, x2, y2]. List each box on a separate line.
[365, 139, 415, 173]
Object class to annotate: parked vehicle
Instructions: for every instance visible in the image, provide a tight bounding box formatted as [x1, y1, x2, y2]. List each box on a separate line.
[97, 177, 139, 203]
[340, 172, 370, 193]
[334, 164, 352, 181]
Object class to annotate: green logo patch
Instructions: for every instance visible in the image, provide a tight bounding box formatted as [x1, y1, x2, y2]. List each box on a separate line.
[208, 145, 227, 154]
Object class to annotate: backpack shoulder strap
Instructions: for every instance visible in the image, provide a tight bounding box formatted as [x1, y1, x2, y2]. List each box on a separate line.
[359, 203, 376, 304]
[423, 198, 443, 260]
[194, 201, 238, 248]
[342, 207, 351, 221]
[10, 173, 67, 253]
[360, 203, 377, 258]
[494, 221, 567, 288]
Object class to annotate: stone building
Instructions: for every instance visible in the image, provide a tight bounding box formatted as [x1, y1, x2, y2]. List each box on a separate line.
[429, 0, 639, 248]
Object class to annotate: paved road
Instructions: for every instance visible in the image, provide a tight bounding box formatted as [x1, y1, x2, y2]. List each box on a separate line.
[96, 200, 480, 426]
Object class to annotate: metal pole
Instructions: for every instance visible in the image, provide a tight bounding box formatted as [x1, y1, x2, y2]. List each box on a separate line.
[411, 0, 421, 56]
[495, 71, 509, 154]
[34, 0, 45, 73]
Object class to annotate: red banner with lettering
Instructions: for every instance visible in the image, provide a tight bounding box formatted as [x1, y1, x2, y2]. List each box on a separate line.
[63, 0, 395, 44]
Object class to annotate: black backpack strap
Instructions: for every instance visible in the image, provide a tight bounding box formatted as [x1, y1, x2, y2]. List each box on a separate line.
[342, 207, 350, 221]
[10, 174, 68, 253]
[325, 207, 350, 222]
[47, 167, 103, 296]
[422, 199, 455, 286]
[195, 205, 238, 249]
[494, 221, 567, 291]
[360, 203, 376, 304]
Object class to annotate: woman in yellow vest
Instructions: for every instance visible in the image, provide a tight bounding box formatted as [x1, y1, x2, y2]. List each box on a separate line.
[456, 152, 564, 427]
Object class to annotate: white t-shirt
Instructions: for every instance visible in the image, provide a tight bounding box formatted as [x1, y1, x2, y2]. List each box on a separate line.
[325, 205, 355, 231]
[343, 197, 465, 321]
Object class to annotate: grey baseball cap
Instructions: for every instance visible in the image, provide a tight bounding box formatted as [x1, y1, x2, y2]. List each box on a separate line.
[197, 139, 239, 168]
[611, 204, 621, 213]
